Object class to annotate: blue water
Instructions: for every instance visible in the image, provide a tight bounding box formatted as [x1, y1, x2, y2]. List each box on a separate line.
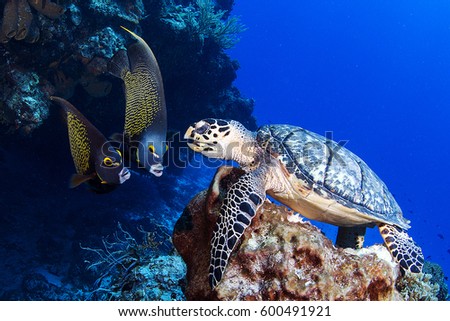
[229, 0, 450, 278]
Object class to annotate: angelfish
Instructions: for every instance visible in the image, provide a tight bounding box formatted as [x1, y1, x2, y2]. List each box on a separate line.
[50, 96, 130, 193]
[109, 26, 168, 177]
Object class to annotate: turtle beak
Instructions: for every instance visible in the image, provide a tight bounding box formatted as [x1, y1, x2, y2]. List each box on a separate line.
[184, 121, 213, 151]
[184, 124, 195, 141]
[184, 124, 200, 150]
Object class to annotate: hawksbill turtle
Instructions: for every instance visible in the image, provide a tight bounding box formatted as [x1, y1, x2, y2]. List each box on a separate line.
[184, 118, 424, 288]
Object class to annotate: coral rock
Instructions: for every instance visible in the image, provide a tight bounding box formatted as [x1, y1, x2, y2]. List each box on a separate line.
[88, 0, 145, 24]
[0, 0, 65, 44]
[0, 69, 50, 134]
[27, 0, 66, 20]
[173, 166, 438, 301]
[15, 0, 33, 41]
[0, 0, 19, 42]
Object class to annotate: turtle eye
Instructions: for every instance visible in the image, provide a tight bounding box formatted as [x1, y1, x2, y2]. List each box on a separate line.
[148, 144, 155, 153]
[195, 121, 209, 135]
[103, 157, 113, 167]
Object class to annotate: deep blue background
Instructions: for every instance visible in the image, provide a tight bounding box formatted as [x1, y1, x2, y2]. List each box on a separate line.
[229, 0, 450, 277]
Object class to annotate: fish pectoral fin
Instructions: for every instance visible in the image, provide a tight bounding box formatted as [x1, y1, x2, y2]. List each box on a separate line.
[108, 49, 130, 79]
[69, 173, 95, 189]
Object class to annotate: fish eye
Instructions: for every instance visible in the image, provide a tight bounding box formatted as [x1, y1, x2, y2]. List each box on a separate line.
[165, 144, 169, 152]
[103, 157, 113, 167]
[148, 145, 155, 153]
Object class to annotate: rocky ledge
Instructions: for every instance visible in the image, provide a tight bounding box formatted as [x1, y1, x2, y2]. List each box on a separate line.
[173, 166, 442, 301]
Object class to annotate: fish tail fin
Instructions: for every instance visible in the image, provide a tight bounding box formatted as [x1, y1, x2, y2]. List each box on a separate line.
[108, 49, 130, 79]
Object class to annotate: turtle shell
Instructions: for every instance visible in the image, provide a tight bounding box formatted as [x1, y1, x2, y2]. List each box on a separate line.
[256, 124, 410, 229]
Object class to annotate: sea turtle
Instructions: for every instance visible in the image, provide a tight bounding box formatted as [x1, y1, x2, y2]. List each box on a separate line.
[184, 118, 424, 288]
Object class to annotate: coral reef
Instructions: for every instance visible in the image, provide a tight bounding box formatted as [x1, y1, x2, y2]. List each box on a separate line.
[87, 0, 145, 24]
[83, 223, 185, 301]
[0, 68, 50, 134]
[153, 0, 255, 131]
[396, 270, 439, 301]
[162, 0, 245, 49]
[0, 0, 255, 135]
[173, 166, 441, 301]
[28, 0, 66, 20]
[89, 254, 186, 300]
[422, 261, 449, 300]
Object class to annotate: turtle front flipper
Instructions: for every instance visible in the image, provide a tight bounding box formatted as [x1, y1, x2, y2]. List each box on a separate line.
[210, 170, 266, 289]
[378, 223, 424, 273]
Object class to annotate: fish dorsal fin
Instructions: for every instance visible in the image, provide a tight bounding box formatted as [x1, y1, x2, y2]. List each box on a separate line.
[118, 27, 167, 139]
[122, 26, 161, 78]
[69, 173, 96, 188]
[50, 96, 108, 175]
[108, 49, 130, 80]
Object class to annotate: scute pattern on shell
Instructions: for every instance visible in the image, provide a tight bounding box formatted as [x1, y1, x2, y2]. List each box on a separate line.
[256, 124, 409, 229]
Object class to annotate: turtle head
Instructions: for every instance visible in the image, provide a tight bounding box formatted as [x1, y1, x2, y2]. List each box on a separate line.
[184, 118, 259, 166]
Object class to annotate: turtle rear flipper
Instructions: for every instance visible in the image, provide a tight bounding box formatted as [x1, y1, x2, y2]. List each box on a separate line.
[210, 170, 266, 289]
[379, 223, 424, 273]
[336, 226, 367, 249]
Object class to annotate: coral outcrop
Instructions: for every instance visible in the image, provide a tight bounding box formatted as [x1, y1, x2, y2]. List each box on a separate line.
[87, 0, 145, 24]
[155, 0, 255, 131]
[162, 0, 245, 49]
[83, 223, 186, 301]
[0, 68, 50, 134]
[173, 166, 441, 300]
[0, 0, 65, 43]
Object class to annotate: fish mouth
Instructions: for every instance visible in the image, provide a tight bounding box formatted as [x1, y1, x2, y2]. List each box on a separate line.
[150, 163, 164, 177]
[119, 167, 131, 184]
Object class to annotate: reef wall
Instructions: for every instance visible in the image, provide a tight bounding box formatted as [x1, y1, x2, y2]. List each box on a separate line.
[173, 166, 444, 300]
[0, 0, 256, 135]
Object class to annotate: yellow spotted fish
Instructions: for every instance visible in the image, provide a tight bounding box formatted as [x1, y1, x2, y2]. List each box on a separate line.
[109, 26, 167, 177]
[50, 96, 130, 193]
